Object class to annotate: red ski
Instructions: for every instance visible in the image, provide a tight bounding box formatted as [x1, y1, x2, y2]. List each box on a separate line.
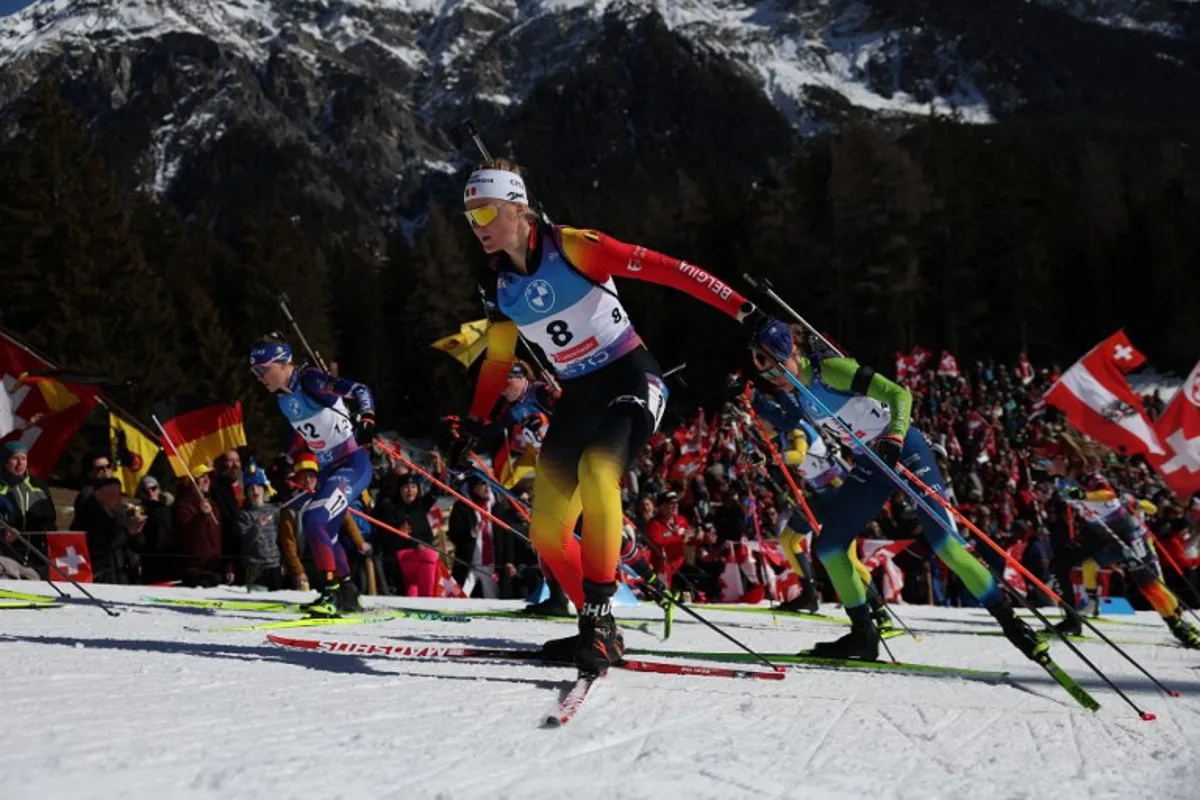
[266, 634, 784, 682]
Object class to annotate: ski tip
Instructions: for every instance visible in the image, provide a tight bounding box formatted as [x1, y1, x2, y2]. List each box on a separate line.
[1140, 711, 1158, 722]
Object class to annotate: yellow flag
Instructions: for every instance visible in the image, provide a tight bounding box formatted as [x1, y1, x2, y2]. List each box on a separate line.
[430, 319, 491, 368]
[109, 413, 160, 495]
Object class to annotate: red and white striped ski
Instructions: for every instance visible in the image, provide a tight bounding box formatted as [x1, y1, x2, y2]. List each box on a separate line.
[265, 634, 784, 682]
[542, 676, 597, 728]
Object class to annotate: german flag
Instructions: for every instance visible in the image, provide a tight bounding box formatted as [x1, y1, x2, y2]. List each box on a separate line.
[155, 401, 247, 477]
[430, 318, 490, 368]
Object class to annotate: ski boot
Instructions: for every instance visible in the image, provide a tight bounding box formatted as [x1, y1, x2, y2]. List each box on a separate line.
[575, 580, 625, 677]
[989, 597, 1050, 662]
[1052, 608, 1083, 637]
[869, 595, 895, 635]
[807, 604, 878, 660]
[1167, 611, 1200, 649]
[523, 580, 573, 618]
[778, 582, 820, 614]
[303, 576, 361, 618]
[1078, 595, 1099, 618]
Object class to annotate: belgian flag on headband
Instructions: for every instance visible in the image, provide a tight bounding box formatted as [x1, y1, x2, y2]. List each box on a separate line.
[154, 401, 247, 477]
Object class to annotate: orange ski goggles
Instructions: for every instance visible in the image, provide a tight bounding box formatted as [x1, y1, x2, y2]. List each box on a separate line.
[463, 204, 501, 228]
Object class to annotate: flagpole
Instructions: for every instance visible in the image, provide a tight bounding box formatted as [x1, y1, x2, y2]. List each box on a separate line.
[151, 414, 220, 525]
[0, 326, 162, 444]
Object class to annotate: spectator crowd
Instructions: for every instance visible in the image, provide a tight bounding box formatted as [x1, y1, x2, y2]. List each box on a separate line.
[1, 356, 1197, 614]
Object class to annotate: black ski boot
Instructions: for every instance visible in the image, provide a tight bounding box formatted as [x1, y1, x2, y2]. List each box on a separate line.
[1052, 607, 1083, 637]
[807, 604, 879, 660]
[989, 597, 1049, 662]
[303, 575, 344, 618]
[338, 579, 362, 614]
[779, 581, 819, 614]
[1167, 611, 1200, 649]
[575, 580, 625, 677]
[524, 578, 573, 618]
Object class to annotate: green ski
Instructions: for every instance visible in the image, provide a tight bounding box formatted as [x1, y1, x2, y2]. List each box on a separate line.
[627, 648, 1010, 680]
[0, 588, 58, 603]
[205, 613, 418, 632]
[1033, 653, 1101, 712]
[144, 596, 468, 623]
[0, 599, 62, 609]
[699, 604, 849, 625]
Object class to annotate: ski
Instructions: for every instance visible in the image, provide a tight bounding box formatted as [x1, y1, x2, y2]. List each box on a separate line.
[1034, 654, 1101, 712]
[266, 634, 785, 681]
[698, 604, 849, 625]
[145, 596, 469, 624]
[542, 676, 597, 728]
[961, 628, 1154, 647]
[0, 599, 62, 609]
[1014, 611, 1156, 629]
[627, 647, 1010, 680]
[204, 611, 444, 632]
[0, 588, 58, 603]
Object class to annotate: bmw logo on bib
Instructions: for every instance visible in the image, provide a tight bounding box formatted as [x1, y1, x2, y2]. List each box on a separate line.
[525, 279, 556, 314]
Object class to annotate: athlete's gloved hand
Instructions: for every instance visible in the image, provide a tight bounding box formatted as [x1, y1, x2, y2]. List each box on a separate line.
[871, 433, 904, 468]
[448, 416, 487, 469]
[354, 411, 376, 446]
[743, 307, 792, 364]
[1062, 485, 1086, 501]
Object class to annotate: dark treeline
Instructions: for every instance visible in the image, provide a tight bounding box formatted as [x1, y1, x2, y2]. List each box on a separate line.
[1, 82, 1197, 470]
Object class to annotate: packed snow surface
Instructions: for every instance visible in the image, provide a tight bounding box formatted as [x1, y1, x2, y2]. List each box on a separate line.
[3, 580, 1199, 799]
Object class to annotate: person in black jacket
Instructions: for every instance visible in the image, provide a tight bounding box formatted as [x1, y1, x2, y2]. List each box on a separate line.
[448, 477, 499, 598]
[376, 472, 442, 595]
[71, 477, 143, 583]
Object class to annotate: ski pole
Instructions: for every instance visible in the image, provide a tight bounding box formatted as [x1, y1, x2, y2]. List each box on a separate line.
[277, 292, 329, 372]
[902, 465, 1179, 703]
[346, 507, 500, 583]
[1148, 530, 1200, 617]
[3, 523, 119, 617]
[1058, 487, 1200, 630]
[741, 387, 919, 644]
[372, 438, 525, 538]
[761, 353, 1151, 715]
[747, 278, 1165, 701]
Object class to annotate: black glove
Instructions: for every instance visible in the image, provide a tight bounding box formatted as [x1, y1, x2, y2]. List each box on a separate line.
[353, 411, 376, 446]
[448, 416, 487, 469]
[1062, 484, 1085, 501]
[871, 433, 903, 468]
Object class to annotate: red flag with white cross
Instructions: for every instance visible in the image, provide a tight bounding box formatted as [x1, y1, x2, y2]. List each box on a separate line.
[1149, 361, 1200, 501]
[45, 531, 93, 583]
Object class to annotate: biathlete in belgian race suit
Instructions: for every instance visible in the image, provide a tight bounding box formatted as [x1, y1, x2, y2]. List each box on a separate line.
[448, 159, 784, 677]
[249, 333, 377, 617]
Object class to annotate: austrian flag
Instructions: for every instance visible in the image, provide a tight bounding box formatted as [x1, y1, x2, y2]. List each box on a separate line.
[1043, 331, 1164, 458]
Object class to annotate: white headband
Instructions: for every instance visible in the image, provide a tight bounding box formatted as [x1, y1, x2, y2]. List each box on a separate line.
[464, 169, 528, 205]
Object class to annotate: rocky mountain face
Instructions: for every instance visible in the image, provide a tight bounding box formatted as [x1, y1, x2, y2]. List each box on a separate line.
[0, 0, 1197, 245]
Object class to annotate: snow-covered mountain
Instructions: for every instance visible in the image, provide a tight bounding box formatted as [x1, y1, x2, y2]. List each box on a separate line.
[0, 0, 1195, 242]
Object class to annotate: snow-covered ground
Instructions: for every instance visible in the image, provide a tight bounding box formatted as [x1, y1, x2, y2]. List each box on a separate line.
[3, 580, 1199, 800]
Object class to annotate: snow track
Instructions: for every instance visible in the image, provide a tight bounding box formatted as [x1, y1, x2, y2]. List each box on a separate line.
[2, 581, 1198, 799]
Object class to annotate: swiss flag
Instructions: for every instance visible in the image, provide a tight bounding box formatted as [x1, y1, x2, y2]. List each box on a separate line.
[46, 531, 93, 583]
[434, 559, 466, 598]
[1003, 538, 1029, 596]
[895, 352, 914, 383]
[1043, 331, 1164, 458]
[1148, 361, 1200, 501]
[911, 345, 932, 370]
[936, 351, 960, 378]
[0, 336, 101, 477]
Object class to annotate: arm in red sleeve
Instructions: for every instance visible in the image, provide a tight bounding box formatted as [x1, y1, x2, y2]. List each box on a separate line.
[468, 320, 519, 420]
[557, 227, 755, 322]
